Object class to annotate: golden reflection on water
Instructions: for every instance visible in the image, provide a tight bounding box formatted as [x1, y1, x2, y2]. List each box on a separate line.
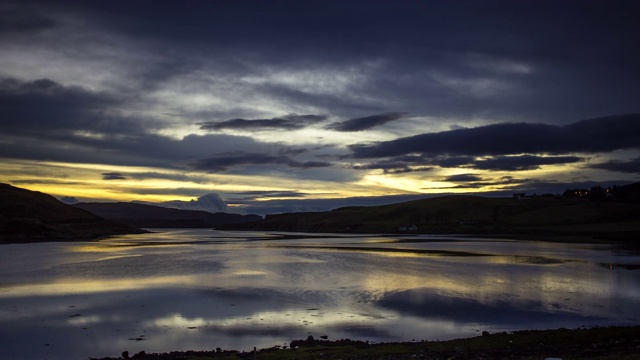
[1, 233, 635, 320]
[353, 251, 630, 319]
[0, 275, 199, 297]
[15, 237, 624, 313]
[0, 230, 639, 360]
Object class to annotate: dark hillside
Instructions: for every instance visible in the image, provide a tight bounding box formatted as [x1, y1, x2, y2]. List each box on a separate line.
[75, 202, 261, 228]
[0, 184, 144, 243]
[611, 182, 640, 202]
[223, 194, 640, 242]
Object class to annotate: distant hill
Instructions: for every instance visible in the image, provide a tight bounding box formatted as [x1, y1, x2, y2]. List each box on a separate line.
[0, 184, 144, 243]
[221, 190, 640, 242]
[74, 202, 262, 228]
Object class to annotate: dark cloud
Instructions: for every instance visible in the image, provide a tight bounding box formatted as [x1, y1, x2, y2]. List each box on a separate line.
[191, 152, 332, 172]
[0, 78, 289, 169]
[422, 177, 532, 191]
[102, 172, 127, 180]
[0, 6, 56, 35]
[445, 174, 483, 182]
[0, 77, 146, 136]
[349, 160, 433, 174]
[432, 175, 537, 190]
[589, 157, 640, 174]
[386, 167, 433, 174]
[350, 114, 640, 158]
[431, 156, 476, 168]
[277, 147, 308, 156]
[0, 132, 267, 170]
[4, 1, 640, 125]
[199, 114, 327, 131]
[350, 161, 411, 172]
[328, 112, 408, 132]
[350, 154, 582, 173]
[230, 190, 308, 201]
[9, 179, 85, 186]
[56, 1, 639, 69]
[121, 187, 216, 197]
[471, 155, 584, 171]
[125, 172, 212, 184]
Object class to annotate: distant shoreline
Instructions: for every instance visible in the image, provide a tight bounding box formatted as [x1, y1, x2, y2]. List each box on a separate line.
[0, 229, 149, 245]
[1, 228, 635, 248]
[91, 325, 640, 359]
[219, 194, 640, 248]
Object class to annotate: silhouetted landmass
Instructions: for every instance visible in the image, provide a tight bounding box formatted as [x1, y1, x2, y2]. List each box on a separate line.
[74, 202, 262, 228]
[91, 325, 640, 359]
[0, 184, 144, 243]
[221, 182, 640, 244]
[562, 182, 640, 202]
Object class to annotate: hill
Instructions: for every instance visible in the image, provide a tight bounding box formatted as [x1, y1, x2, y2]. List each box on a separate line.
[221, 192, 640, 242]
[0, 184, 144, 243]
[74, 202, 262, 228]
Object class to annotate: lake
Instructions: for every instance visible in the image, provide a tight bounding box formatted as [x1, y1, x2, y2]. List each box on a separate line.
[0, 229, 639, 359]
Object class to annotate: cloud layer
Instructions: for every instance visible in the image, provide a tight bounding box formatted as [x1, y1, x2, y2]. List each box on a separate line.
[328, 112, 408, 132]
[346, 114, 640, 176]
[0, 0, 638, 211]
[200, 114, 327, 131]
[191, 152, 332, 172]
[350, 115, 640, 158]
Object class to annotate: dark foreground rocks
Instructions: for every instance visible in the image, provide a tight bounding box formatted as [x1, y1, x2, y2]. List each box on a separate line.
[91, 325, 640, 359]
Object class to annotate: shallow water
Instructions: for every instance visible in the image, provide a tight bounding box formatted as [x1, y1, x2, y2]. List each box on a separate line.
[0, 229, 639, 359]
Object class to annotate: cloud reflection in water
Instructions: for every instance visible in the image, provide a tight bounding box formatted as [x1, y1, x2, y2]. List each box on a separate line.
[0, 229, 638, 359]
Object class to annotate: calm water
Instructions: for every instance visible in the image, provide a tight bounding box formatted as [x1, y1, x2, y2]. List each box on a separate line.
[0, 229, 639, 359]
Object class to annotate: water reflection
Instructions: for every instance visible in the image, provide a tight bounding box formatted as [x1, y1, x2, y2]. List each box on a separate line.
[0, 229, 639, 359]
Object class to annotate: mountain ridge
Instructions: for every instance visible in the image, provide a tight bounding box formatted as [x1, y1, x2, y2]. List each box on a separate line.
[74, 201, 262, 228]
[0, 183, 144, 243]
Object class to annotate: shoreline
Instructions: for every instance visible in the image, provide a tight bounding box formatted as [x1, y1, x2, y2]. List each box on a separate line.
[2, 227, 637, 249]
[92, 325, 640, 359]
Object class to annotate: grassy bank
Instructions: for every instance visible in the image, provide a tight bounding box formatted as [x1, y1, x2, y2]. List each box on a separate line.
[92, 325, 640, 359]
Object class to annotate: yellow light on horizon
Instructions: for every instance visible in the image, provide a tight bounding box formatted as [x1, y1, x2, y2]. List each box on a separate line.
[0, 158, 381, 202]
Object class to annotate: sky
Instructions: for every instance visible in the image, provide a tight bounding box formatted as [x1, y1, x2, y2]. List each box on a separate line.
[0, 0, 639, 215]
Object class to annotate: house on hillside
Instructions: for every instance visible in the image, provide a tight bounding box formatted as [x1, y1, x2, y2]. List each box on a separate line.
[563, 188, 590, 199]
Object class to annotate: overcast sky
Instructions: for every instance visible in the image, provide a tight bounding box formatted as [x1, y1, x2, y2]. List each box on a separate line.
[1, 0, 639, 214]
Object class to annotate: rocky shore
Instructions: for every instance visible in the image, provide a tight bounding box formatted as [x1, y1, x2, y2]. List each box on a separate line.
[92, 325, 640, 359]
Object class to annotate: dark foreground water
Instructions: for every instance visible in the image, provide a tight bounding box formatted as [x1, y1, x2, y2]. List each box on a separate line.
[0, 229, 639, 360]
